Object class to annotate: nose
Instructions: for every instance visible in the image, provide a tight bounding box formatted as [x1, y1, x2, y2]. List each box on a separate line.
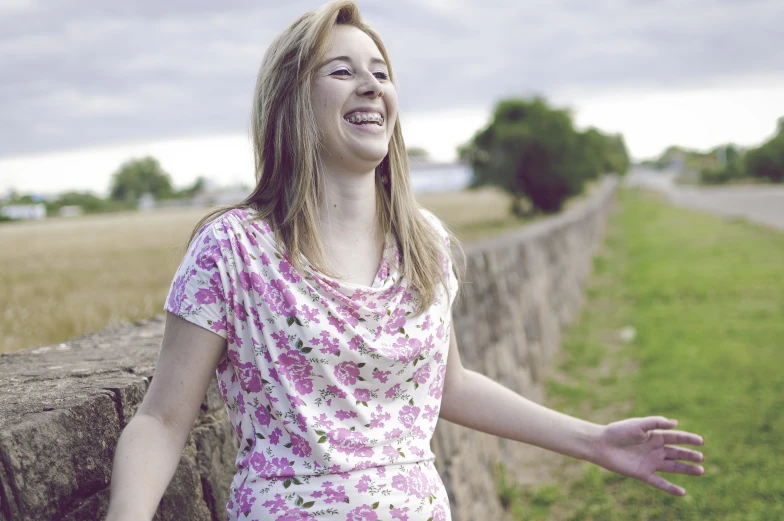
[356, 72, 383, 98]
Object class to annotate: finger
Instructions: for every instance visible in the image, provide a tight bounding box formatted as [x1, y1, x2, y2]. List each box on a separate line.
[661, 430, 705, 446]
[659, 460, 705, 476]
[645, 474, 686, 496]
[639, 416, 678, 431]
[665, 446, 705, 463]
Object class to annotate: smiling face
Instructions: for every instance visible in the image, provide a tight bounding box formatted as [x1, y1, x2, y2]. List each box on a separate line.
[311, 24, 399, 174]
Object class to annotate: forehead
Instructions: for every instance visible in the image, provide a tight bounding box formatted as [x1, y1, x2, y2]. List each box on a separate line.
[324, 25, 384, 62]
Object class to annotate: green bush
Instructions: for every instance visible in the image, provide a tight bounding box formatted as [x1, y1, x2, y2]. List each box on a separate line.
[744, 117, 784, 183]
[109, 156, 175, 202]
[699, 167, 734, 184]
[460, 97, 629, 214]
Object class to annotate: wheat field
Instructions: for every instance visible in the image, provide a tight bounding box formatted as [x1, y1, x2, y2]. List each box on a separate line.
[1, 187, 524, 354]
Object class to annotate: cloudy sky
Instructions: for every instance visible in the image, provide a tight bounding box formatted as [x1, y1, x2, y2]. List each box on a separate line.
[2, 0, 783, 195]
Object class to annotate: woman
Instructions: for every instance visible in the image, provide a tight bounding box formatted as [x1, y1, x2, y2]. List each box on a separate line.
[105, 2, 705, 520]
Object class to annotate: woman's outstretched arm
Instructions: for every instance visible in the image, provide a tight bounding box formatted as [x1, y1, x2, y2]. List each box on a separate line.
[439, 322, 705, 496]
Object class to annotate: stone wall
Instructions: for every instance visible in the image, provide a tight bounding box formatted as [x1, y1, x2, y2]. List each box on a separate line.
[0, 177, 617, 521]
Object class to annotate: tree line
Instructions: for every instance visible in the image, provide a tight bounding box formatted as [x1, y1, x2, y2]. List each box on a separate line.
[3, 157, 205, 216]
[643, 117, 784, 185]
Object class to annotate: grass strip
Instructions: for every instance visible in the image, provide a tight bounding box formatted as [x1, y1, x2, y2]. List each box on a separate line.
[502, 188, 784, 520]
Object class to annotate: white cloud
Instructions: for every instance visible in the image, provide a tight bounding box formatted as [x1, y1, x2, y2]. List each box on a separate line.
[0, 135, 255, 196]
[402, 107, 491, 161]
[36, 89, 140, 116]
[567, 72, 784, 158]
[0, 0, 39, 14]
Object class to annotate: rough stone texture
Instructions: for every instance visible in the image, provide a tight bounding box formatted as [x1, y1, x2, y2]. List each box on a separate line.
[191, 410, 238, 521]
[0, 316, 238, 521]
[0, 177, 617, 521]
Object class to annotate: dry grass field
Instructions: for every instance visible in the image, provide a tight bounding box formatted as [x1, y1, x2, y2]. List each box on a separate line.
[1, 187, 528, 354]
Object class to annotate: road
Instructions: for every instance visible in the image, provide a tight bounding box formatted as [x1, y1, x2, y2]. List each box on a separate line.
[625, 168, 784, 232]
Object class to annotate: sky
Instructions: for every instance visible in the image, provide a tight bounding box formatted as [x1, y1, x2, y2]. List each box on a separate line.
[1, 0, 783, 196]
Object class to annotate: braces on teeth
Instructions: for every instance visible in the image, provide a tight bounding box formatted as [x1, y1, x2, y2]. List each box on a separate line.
[345, 114, 384, 124]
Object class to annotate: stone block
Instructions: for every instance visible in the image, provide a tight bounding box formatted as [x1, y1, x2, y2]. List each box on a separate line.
[61, 490, 109, 521]
[192, 413, 239, 519]
[153, 437, 213, 521]
[0, 393, 119, 521]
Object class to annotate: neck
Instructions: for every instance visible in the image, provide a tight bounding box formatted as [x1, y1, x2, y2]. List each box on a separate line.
[318, 162, 379, 243]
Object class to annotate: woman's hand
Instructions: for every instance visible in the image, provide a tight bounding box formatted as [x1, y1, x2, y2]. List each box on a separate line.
[588, 416, 705, 496]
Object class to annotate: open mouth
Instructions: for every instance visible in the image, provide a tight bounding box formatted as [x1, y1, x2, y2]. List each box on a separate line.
[343, 113, 384, 126]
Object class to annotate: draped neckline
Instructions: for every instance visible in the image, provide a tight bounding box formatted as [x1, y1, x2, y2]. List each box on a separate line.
[240, 207, 402, 300]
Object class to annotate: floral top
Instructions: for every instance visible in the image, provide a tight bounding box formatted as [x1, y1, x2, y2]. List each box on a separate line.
[165, 207, 458, 521]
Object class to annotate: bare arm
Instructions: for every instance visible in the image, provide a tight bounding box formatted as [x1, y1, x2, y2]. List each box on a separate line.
[439, 323, 600, 460]
[439, 319, 705, 496]
[105, 312, 227, 521]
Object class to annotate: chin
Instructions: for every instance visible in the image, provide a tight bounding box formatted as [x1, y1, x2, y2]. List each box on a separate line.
[351, 146, 389, 168]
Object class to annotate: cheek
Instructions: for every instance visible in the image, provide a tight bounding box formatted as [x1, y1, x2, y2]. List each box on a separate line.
[385, 91, 399, 124]
[312, 82, 344, 123]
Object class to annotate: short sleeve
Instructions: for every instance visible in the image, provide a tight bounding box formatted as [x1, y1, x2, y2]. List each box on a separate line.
[419, 208, 460, 309]
[164, 221, 230, 338]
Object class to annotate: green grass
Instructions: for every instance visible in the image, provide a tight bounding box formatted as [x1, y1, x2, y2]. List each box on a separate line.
[492, 462, 564, 521]
[505, 188, 784, 520]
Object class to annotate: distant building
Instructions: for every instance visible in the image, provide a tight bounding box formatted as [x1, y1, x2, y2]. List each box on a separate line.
[137, 193, 156, 211]
[59, 205, 84, 218]
[409, 162, 472, 193]
[192, 187, 251, 207]
[1, 204, 46, 220]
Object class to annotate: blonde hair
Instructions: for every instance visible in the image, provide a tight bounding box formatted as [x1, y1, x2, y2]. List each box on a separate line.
[189, 0, 461, 314]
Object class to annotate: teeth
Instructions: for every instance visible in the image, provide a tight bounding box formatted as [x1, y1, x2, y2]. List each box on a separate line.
[344, 113, 384, 125]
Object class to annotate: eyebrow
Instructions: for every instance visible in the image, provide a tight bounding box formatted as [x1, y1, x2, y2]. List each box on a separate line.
[319, 55, 388, 68]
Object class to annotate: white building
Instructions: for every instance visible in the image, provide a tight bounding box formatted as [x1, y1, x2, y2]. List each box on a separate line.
[409, 162, 472, 193]
[59, 205, 84, 218]
[192, 187, 251, 207]
[1, 204, 46, 220]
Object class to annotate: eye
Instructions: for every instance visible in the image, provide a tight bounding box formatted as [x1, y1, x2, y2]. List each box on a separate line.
[330, 68, 351, 76]
[373, 71, 390, 80]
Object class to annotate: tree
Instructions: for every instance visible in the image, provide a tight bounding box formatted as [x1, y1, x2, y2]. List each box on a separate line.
[461, 97, 618, 214]
[407, 146, 430, 161]
[44, 191, 136, 214]
[109, 157, 174, 202]
[171, 176, 208, 199]
[604, 133, 631, 175]
[744, 118, 784, 183]
[46, 192, 108, 214]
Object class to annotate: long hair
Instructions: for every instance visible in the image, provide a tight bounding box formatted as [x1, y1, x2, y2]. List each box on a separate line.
[189, 0, 461, 314]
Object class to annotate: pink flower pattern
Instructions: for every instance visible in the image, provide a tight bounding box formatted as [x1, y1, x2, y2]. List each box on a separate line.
[164, 208, 457, 520]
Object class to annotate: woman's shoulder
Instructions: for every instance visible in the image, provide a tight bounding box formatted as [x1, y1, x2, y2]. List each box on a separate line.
[186, 207, 278, 267]
[418, 207, 451, 246]
[197, 206, 274, 240]
[418, 207, 444, 231]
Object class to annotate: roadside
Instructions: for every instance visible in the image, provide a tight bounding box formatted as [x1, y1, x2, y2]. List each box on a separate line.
[626, 167, 784, 231]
